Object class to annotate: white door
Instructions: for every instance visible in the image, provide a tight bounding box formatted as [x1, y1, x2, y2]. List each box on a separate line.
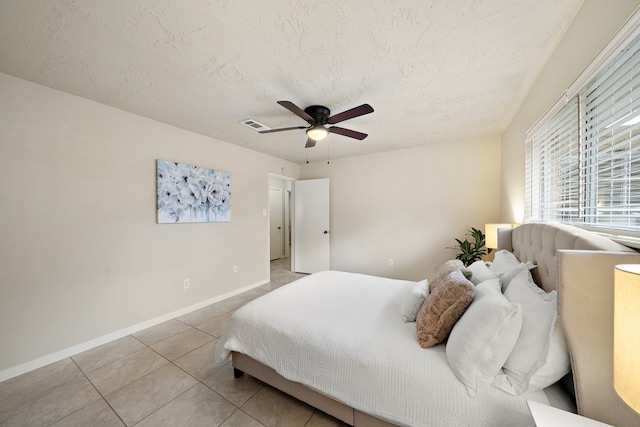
[269, 188, 283, 261]
[293, 179, 330, 273]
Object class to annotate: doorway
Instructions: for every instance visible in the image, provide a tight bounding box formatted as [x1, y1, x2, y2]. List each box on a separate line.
[268, 174, 330, 277]
[268, 174, 293, 273]
[269, 187, 284, 261]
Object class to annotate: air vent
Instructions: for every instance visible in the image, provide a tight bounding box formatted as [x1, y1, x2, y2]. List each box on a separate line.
[241, 119, 271, 132]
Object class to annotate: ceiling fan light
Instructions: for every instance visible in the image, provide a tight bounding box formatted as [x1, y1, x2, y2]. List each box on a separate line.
[307, 125, 329, 141]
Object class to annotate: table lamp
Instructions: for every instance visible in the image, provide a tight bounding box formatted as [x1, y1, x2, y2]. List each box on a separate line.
[614, 264, 640, 414]
[484, 223, 516, 249]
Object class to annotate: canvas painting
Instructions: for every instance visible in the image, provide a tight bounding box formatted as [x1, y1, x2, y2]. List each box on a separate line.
[156, 160, 231, 223]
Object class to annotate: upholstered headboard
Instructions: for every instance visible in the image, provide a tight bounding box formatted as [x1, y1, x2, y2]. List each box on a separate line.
[497, 222, 634, 292]
[499, 222, 640, 427]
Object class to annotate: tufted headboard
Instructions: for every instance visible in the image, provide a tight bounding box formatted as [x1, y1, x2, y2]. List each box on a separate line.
[498, 222, 640, 426]
[497, 222, 633, 292]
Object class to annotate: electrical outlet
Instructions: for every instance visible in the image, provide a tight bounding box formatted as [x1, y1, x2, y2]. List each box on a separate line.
[233, 265, 238, 273]
[183, 279, 190, 289]
[388, 259, 394, 267]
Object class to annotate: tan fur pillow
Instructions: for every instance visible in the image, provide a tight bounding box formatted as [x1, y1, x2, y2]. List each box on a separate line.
[431, 260, 472, 292]
[417, 269, 475, 348]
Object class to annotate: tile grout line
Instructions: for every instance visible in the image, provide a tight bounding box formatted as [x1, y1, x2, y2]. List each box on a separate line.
[135, 343, 251, 427]
[65, 356, 128, 427]
[79, 345, 168, 398]
[241, 409, 269, 427]
[133, 318, 193, 346]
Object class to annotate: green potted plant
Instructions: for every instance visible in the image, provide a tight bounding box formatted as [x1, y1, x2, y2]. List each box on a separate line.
[451, 227, 492, 266]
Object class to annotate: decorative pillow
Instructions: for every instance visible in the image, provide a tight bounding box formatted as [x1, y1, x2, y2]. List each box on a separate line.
[431, 260, 472, 292]
[416, 269, 475, 348]
[467, 260, 502, 286]
[493, 269, 570, 395]
[446, 279, 522, 396]
[400, 279, 429, 323]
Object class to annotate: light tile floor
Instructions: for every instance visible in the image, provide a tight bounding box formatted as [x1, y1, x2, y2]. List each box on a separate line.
[0, 258, 348, 427]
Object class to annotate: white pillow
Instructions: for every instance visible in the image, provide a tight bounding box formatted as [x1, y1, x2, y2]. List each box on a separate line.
[489, 250, 523, 275]
[493, 269, 570, 395]
[400, 279, 429, 322]
[467, 260, 502, 286]
[446, 279, 523, 396]
[499, 263, 531, 292]
[489, 250, 535, 291]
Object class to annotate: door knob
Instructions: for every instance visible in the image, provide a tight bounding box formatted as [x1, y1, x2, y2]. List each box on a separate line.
[323, 230, 328, 234]
[278, 227, 281, 229]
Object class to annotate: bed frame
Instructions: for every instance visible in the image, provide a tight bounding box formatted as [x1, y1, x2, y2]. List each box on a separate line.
[233, 352, 393, 426]
[232, 222, 640, 427]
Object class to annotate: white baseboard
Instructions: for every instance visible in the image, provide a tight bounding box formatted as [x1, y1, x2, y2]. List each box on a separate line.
[0, 279, 269, 383]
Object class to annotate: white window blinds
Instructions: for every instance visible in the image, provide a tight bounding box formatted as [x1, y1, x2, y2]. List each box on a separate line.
[526, 28, 640, 235]
[525, 97, 579, 223]
[580, 36, 640, 230]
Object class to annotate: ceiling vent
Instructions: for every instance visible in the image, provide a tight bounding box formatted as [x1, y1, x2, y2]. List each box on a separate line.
[241, 119, 271, 132]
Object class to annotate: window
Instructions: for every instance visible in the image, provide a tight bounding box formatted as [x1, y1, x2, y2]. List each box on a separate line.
[525, 97, 579, 223]
[580, 39, 640, 230]
[526, 22, 640, 238]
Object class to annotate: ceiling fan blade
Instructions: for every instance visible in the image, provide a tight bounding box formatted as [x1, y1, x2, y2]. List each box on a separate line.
[305, 138, 316, 148]
[259, 126, 307, 134]
[329, 126, 368, 140]
[327, 104, 374, 124]
[277, 101, 314, 122]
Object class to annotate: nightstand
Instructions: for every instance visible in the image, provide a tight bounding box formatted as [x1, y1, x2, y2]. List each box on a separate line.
[527, 401, 613, 427]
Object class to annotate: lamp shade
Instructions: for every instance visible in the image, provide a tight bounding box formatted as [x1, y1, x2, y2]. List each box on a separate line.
[484, 223, 516, 249]
[614, 264, 640, 414]
[306, 125, 329, 141]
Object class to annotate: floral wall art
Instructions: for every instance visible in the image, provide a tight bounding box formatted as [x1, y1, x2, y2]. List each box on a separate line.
[156, 160, 231, 223]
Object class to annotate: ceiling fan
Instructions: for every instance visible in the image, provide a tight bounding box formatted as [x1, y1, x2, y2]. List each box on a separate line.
[259, 101, 374, 148]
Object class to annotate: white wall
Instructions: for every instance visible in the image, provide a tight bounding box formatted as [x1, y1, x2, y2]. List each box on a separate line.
[0, 73, 300, 376]
[301, 136, 502, 281]
[501, 0, 640, 222]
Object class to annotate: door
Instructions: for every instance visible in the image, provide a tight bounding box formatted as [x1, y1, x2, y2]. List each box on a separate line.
[269, 188, 283, 261]
[293, 179, 330, 273]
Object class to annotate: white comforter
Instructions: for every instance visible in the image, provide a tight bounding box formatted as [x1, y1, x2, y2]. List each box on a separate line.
[215, 270, 564, 427]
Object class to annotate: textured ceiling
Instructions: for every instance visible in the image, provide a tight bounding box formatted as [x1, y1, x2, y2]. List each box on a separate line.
[0, 0, 583, 164]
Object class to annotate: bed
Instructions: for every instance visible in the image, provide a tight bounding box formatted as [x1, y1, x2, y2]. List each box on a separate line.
[215, 222, 640, 427]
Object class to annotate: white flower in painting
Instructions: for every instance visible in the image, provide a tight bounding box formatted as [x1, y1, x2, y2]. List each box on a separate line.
[157, 182, 178, 207]
[207, 171, 231, 218]
[177, 186, 196, 206]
